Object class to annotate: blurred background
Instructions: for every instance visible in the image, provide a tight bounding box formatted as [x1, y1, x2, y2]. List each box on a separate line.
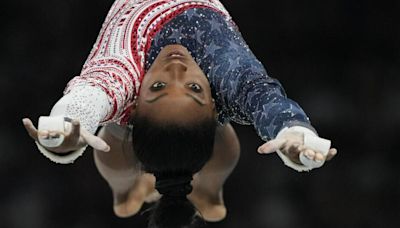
[1, 0, 399, 227]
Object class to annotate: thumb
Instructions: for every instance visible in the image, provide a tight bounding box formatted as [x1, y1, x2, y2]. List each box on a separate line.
[81, 129, 110, 152]
[257, 138, 287, 154]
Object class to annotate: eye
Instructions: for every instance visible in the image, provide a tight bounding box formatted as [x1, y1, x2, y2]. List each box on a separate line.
[188, 83, 202, 93]
[150, 81, 166, 91]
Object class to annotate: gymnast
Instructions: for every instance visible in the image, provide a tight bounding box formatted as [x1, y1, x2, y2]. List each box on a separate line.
[23, 0, 337, 227]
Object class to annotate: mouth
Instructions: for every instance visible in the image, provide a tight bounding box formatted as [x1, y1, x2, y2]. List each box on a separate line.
[166, 50, 186, 59]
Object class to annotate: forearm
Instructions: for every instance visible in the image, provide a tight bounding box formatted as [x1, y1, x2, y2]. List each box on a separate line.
[221, 71, 315, 140]
[50, 85, 111, 134]
[246, 78, 315, 140]
[66, 59, 138, 126]
[35, 86, 112, 164]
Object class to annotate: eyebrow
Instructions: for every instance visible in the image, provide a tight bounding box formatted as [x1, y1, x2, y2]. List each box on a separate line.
[145, 93, 167, 103]
[145, 93, 205, 106]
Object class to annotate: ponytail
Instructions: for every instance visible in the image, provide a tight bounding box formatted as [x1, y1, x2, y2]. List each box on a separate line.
[149, 173, 196, 228]
[131, 114, 217, 228]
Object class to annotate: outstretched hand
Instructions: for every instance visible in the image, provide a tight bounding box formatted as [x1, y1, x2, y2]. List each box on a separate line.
[22, 118, 110, 154]
[258, 138, 337, 164]
[257, 130, 337, 167]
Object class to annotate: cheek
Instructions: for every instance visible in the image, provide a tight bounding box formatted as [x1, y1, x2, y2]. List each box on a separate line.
[135, 99, 151, 112]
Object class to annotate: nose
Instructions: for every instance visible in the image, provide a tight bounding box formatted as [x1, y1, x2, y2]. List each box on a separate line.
[164, 61, 188, 93]
[165, 61, 188, 75]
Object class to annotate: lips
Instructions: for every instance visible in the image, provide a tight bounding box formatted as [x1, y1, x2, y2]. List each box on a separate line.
[166, 50, 186, 59]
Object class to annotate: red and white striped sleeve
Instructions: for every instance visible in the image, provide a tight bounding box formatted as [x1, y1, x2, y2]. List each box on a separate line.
[52, 0, 140, 134]
[38, 0, 140, 164]
[63, 54, 138, 130]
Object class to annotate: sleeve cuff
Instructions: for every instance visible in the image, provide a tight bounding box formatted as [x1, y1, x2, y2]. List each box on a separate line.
[35, 141, 87, 164]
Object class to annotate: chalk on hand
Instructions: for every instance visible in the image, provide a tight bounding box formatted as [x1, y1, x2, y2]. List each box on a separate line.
[299, 134, 331, 168]
[304, 134, 331, 156]
[38, 116, 66, 148]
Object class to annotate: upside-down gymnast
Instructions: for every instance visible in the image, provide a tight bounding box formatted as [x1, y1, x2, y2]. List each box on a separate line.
[23, 0, 337, 227]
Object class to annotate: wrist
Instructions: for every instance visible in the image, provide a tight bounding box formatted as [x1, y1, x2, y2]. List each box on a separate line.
[35, 141, 87, 164]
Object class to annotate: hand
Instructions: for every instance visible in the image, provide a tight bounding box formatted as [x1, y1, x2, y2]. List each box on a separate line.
[257, 129, 337, 166]
[23, 118, 110, 154]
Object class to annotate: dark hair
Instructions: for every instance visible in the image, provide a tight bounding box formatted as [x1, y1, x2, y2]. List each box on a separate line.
[132, 113, 217, 228]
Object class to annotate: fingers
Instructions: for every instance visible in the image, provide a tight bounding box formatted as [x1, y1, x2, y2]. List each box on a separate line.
[22, 118, 39, 141]
[326, 148, 337, 161]
[24, 117, 112, 153]
[314, 151, 325, 162]
[259, 137, 337, 163]
[284, 143, 328, 167]
[257, 138, 287, 154]
[81, 129, 110, 152]
[281, 140, 337, 163]
[302, 148, 337, 162]
[24, 118, 66, 149]
[69, 121, 110, 152]
[300, 148, 324, 162]
[283, 143, 324, 165]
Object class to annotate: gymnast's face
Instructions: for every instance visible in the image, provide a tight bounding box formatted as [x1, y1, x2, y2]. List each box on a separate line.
[135, 44, 215, 124]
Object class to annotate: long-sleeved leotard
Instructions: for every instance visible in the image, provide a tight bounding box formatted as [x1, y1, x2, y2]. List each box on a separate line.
[59, 0, 232, 133]
[45, 0, 314, 163]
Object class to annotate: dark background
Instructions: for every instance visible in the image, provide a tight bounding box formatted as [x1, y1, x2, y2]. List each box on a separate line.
[1, 0, 399, 227]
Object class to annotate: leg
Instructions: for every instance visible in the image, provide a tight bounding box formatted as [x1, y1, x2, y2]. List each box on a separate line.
[188, 123, 240, 222]
[93, 125, 155, 218]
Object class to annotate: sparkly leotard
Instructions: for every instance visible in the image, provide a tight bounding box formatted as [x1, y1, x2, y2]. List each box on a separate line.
[52, 0, 313, 144]
[146, 8, 313, 140]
